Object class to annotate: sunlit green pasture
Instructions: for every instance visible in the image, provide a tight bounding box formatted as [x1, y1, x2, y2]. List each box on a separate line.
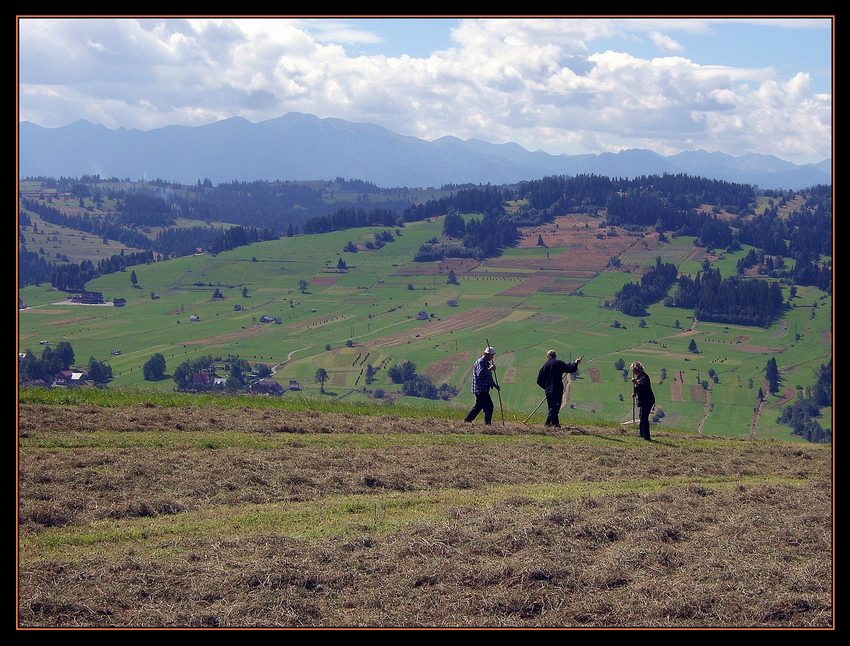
[19, 214, 830, 442]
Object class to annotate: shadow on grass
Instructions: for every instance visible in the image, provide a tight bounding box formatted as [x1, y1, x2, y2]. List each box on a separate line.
[559, 427, 629, 444]
[645, 438, 678, 447]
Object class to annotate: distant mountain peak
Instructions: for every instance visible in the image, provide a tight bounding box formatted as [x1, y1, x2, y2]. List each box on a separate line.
[19, 113, 831, 190]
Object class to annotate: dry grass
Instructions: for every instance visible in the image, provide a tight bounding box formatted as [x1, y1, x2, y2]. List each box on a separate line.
[18, 402, 832, 628]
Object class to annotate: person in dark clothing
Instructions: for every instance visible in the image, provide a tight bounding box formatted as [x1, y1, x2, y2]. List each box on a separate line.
[464, 346, 499, 425]
[536, 350, 582, 427]
[631, 361, 655, 440]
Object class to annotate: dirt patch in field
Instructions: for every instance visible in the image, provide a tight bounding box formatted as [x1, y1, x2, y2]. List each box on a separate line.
[689, 386, 708, 403]
[331, 373, 347, 386]
[309, 276, 338, 286]
[821, 330, 832, 345]
[514, 215, 639, 272]
[733, 336, 752, 343]
[376, 308, 511, 347]
[538, 278, 587, 294]
[588, 368, 601, 383]
[502, 366, 517, 384]
[424, 352, 470, 384]
[498, 274, 557, 297]
[670, 374, 684, 402]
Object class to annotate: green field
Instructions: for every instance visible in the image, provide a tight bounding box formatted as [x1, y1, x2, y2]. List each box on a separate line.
[19, 215, 832, 442]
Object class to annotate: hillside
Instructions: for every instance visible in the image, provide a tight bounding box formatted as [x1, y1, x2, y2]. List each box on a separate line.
[19, 206, 832, 443]
[18, 393, 832, 628]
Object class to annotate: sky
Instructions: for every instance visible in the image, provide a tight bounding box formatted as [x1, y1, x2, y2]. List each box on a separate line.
[18, 17, 833, 164]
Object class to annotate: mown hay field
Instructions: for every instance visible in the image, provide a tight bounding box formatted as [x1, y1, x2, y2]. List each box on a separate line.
[18, 401, 832, 628]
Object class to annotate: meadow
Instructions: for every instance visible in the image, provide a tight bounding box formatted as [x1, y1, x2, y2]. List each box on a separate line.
[17, 200, 833, 627]
[18, 393, 832, 627]
[19, 212, 831, 442]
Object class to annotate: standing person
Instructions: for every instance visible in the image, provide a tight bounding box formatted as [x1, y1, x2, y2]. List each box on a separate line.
[536, 350, 582, 427]
[631, 361, 655, 440]
[464, 346, 499, 425]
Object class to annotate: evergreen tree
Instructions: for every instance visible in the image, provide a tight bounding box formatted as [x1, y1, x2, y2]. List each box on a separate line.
[365, 364, 377, 384]
[764, 357, 780, 395]
[87, 357, 113, 384]
[388, 361, 417, 384]
[55, 341, 75, 370]
[143, 353, 167, 381]
[226, 362, 245, 391]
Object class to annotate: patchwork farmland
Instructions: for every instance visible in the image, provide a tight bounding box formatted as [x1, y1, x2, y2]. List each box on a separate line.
[19, 212, 831, 442]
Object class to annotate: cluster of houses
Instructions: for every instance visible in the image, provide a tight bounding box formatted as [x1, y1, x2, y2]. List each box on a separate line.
[72, 290, 105, 304]
[65, 291, 126, 307]
[183, 370, 301, 397]
[19, 354, 87, 388]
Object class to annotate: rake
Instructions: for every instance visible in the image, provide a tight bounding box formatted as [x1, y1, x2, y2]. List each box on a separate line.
[486, 337, 505, 426]
[521, 395, 547, 425]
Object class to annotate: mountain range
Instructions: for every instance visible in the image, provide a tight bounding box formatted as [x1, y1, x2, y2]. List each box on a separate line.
[19, 112, 831, 190]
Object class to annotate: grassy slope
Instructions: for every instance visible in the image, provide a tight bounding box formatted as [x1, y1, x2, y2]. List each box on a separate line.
[19, 218, 832, 441]
[19, 210, 147, 264]
[18, 394, 832, 628]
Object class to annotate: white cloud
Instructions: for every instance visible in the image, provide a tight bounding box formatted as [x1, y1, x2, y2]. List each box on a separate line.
[18, 17, 832, 164]
[648, 31, 684, 52]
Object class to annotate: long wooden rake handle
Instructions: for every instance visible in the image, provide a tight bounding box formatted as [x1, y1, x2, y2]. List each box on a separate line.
[486, 337, 505, 426]
[523, 395, 547, 424]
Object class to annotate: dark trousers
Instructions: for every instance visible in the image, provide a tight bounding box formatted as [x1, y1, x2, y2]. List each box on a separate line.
[545, 391, 563, 427]
[639, 404, 652, 439]
[465, 392, 494, 424]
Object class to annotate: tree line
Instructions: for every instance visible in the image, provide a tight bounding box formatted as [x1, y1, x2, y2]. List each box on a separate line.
[49, 250, 155, 291]
[668, 266, 785, 327]
[613, 256, 679, 316]
[776, 359, 831, 443]
[519, 173, 755, 214]
[19, 341, 113, 385]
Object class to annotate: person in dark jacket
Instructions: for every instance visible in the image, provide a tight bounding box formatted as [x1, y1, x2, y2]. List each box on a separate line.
[536, 350, 582, 427]
[631, 361, 655, 440]
[464, 346, 499, 425]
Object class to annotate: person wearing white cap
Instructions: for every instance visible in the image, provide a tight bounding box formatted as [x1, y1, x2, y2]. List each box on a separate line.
[536, 350, 582, 427]
[464, 346, 499, 425]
